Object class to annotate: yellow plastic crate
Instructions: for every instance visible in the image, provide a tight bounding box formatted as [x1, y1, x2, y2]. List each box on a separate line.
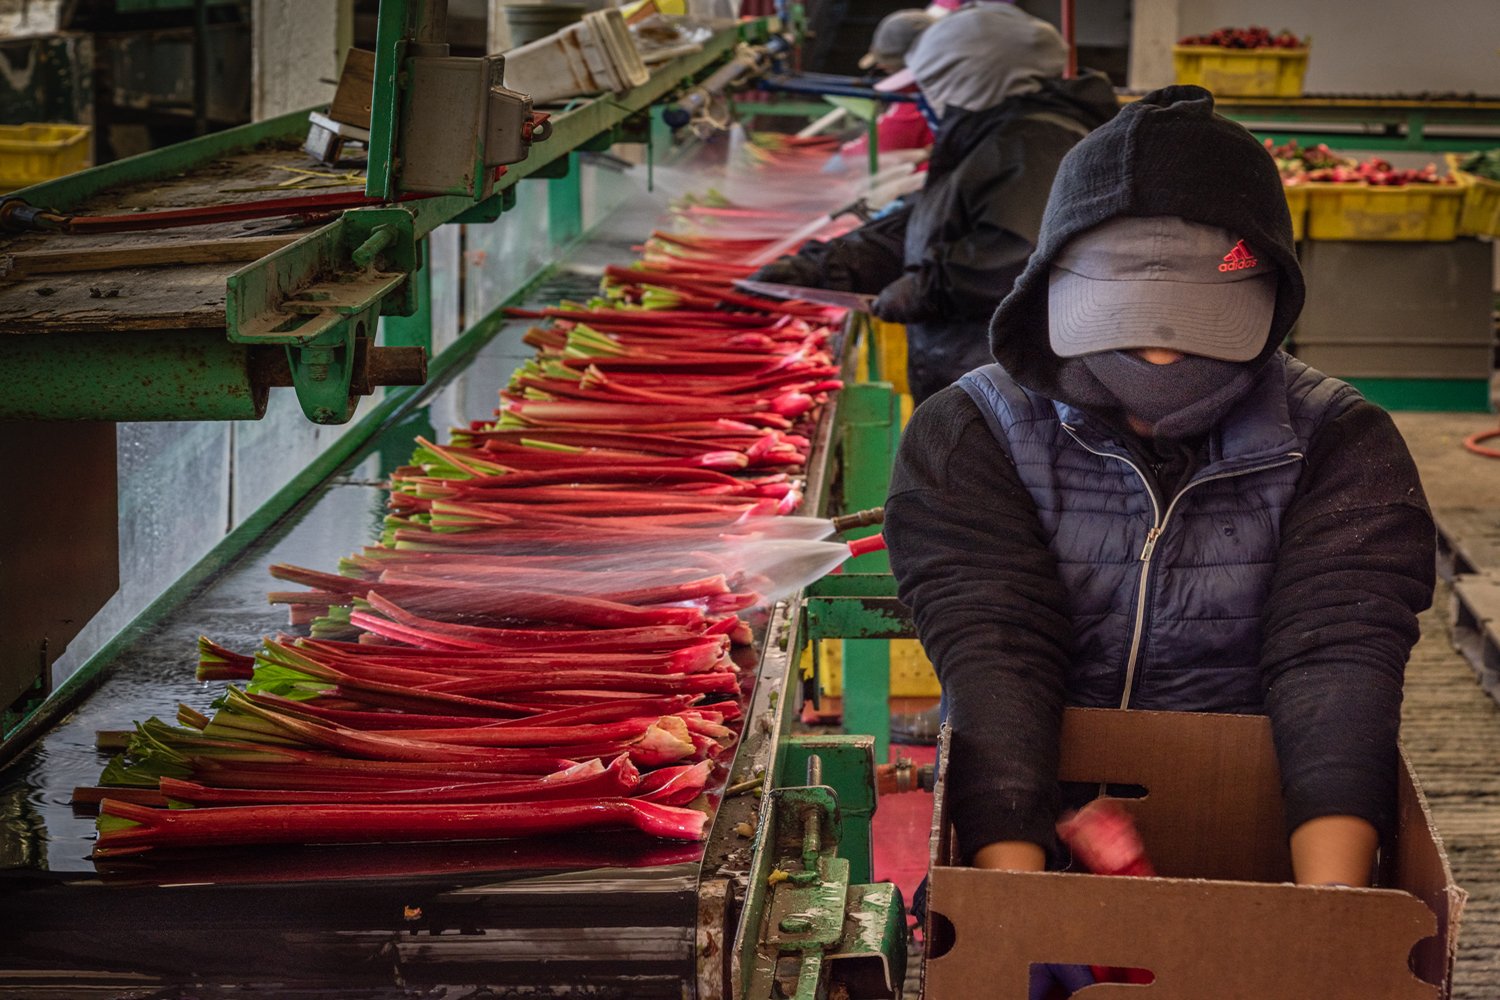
[1283, 183, 1308, 241]
[1172, 46, 1308, 98]
[1304, 182, 1464, 241]
[1445, 154, 1500, 238]
[0, 123, 90, 192]
[871, 318, 909, 397]
[889, 639, 940, 697]
[808, 638, 940, 699]
[808, 638, 843, 697]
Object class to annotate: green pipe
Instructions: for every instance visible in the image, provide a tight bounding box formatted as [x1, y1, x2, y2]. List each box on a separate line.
[548, 154, 584, 245]
[351, 224, 400, 268]
[0, 330, 269, 421]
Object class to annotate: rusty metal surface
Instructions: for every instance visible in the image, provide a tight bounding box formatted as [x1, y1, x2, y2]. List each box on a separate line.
[697, 877, 732, 1000]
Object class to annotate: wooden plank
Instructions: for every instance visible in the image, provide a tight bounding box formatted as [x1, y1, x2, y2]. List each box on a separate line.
[328, 48, 375, 129]
[1437, 509, 1500, 580]
[1, 234, 298, 279]
[0, 265, 230, 333]
[1403, 579, 1500, 1000]
[1451, 571, 1500, 701]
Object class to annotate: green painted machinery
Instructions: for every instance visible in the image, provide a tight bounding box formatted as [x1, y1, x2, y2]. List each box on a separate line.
[0, 4, 776, 425]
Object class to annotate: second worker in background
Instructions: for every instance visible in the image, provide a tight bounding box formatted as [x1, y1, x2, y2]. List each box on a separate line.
[747, 3, 1117, 403]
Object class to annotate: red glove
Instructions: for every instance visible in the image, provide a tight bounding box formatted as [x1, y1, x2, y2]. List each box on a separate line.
[1057, 798, 1157, 987]
[1056, 797, 1156, 877]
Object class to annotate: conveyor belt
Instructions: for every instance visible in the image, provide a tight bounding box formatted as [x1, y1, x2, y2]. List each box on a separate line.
[0, 202, 841, 996]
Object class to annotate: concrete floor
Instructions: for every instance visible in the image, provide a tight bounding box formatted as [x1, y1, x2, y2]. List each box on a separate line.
[1392, 411, 1500, 509]
[1391, 410, 1500, 998]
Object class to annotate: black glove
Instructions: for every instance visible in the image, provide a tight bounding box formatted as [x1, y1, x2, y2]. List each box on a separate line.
[747, 257, 817, 287]
[871, 273, 922, 322]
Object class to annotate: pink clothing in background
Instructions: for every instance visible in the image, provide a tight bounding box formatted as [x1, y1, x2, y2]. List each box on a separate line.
[840, 99, 933, 159]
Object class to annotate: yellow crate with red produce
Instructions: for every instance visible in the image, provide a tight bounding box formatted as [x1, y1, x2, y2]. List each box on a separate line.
[1265, 138, 1331, 241]
[1304, 183, 1463, 241]
[1173, 26, 1308, 98]
[1447, 150, 1500, 238]
[1269, 139, 1461, 241]
[1283, 183, 1308, 241]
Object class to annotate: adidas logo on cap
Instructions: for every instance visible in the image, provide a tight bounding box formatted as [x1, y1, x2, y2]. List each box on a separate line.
[1218, 239, 1258, 272]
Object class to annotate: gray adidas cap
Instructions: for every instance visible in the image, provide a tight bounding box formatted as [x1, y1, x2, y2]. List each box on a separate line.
[1047, 215, 1278, 363]
[859, 9, 935, 71]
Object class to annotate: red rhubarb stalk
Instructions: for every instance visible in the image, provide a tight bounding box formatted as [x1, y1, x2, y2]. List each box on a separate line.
[95, 797, 709, 856]
[159, 755, 641, 806]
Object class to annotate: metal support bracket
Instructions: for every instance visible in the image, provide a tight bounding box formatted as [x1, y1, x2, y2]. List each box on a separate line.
[742, 754, 906, 1000]
[451, 185, 516, 225]
[824, 379, 904, 757]
[781, 735, 879, 885]
[226, 207, 421, 423]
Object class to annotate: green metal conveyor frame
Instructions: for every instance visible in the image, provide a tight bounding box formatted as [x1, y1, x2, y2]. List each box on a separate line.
[0, 17, 793, 747]
[1211, 94, 1500, 153]
[0, 17, 778, 425]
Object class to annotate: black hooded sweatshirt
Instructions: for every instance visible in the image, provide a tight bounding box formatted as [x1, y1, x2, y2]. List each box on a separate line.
[755, 75, 1117, 403]
[885, 87, 1436, 863]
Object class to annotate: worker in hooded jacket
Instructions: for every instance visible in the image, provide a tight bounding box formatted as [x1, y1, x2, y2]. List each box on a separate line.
[886, 86, 1436, 921]
[836, 9, 936, 161]
[747, 4, 1117, 404]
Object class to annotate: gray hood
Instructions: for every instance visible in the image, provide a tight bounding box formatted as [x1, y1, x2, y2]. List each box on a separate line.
[905, 4, 1067, 117]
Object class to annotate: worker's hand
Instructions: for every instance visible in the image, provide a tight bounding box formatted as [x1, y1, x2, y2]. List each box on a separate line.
[1290, 814, 1378, 887]
[971, 840, 1046, 871]
[871, 273, 922, 322]
[1028, 962, 1096, 1000]
[746, 257, 816, 287]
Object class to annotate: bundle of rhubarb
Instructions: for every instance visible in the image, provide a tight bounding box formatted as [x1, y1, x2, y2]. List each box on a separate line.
[1267, 140, 1451, 187]
[1302, 156, 1451, 186]
[735, 132, 844, 171]
[87, 221, 849, 861]
[1456, 148, 1500, 183]
[666, 187, 862, 242]
[1177, 26, 1305, 49]
[1265, 138, 1350, 182]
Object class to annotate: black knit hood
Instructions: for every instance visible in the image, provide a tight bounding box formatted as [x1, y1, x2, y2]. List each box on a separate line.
[988, 85, 1303, 404]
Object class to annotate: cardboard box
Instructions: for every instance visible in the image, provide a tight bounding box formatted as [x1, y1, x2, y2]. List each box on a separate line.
[922, 709, 1465, 999]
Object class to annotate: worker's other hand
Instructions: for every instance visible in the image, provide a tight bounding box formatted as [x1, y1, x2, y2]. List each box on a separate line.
[871, 274, 921, 321]
[971, 840, 1046, 871]
[1289, 814, 1377, 887]
[1028, 962, 1096, 1000]
[746, 257, 817, 287]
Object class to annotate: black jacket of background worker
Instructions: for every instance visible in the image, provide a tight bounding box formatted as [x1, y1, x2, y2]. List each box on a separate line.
[886, 86, 1436, 880]
[749, 5, 1117, 403]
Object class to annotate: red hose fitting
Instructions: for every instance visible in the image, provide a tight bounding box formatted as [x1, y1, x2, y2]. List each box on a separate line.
[846, 532, 888, 558]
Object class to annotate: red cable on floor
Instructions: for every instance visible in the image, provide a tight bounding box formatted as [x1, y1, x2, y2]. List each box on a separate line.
[1463, 426, 1500, 458]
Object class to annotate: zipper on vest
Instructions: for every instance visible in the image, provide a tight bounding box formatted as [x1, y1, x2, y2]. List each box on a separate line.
[1119, 456, 1305, 708]
[1062, 425, 1161, 710]
[1062, 423, 1304, 711]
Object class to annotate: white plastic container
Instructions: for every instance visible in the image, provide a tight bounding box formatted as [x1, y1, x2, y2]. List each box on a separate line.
[504, 9, 649, 105]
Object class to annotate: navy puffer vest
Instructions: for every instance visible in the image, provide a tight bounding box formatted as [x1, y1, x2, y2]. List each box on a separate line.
[958, 353, 1361, 712]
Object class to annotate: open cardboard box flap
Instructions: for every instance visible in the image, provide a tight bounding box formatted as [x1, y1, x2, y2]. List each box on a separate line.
[923, 708, 1466, 999]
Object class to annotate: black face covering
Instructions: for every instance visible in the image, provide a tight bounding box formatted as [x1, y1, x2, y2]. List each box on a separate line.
[1081, 350, 1257, 440]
